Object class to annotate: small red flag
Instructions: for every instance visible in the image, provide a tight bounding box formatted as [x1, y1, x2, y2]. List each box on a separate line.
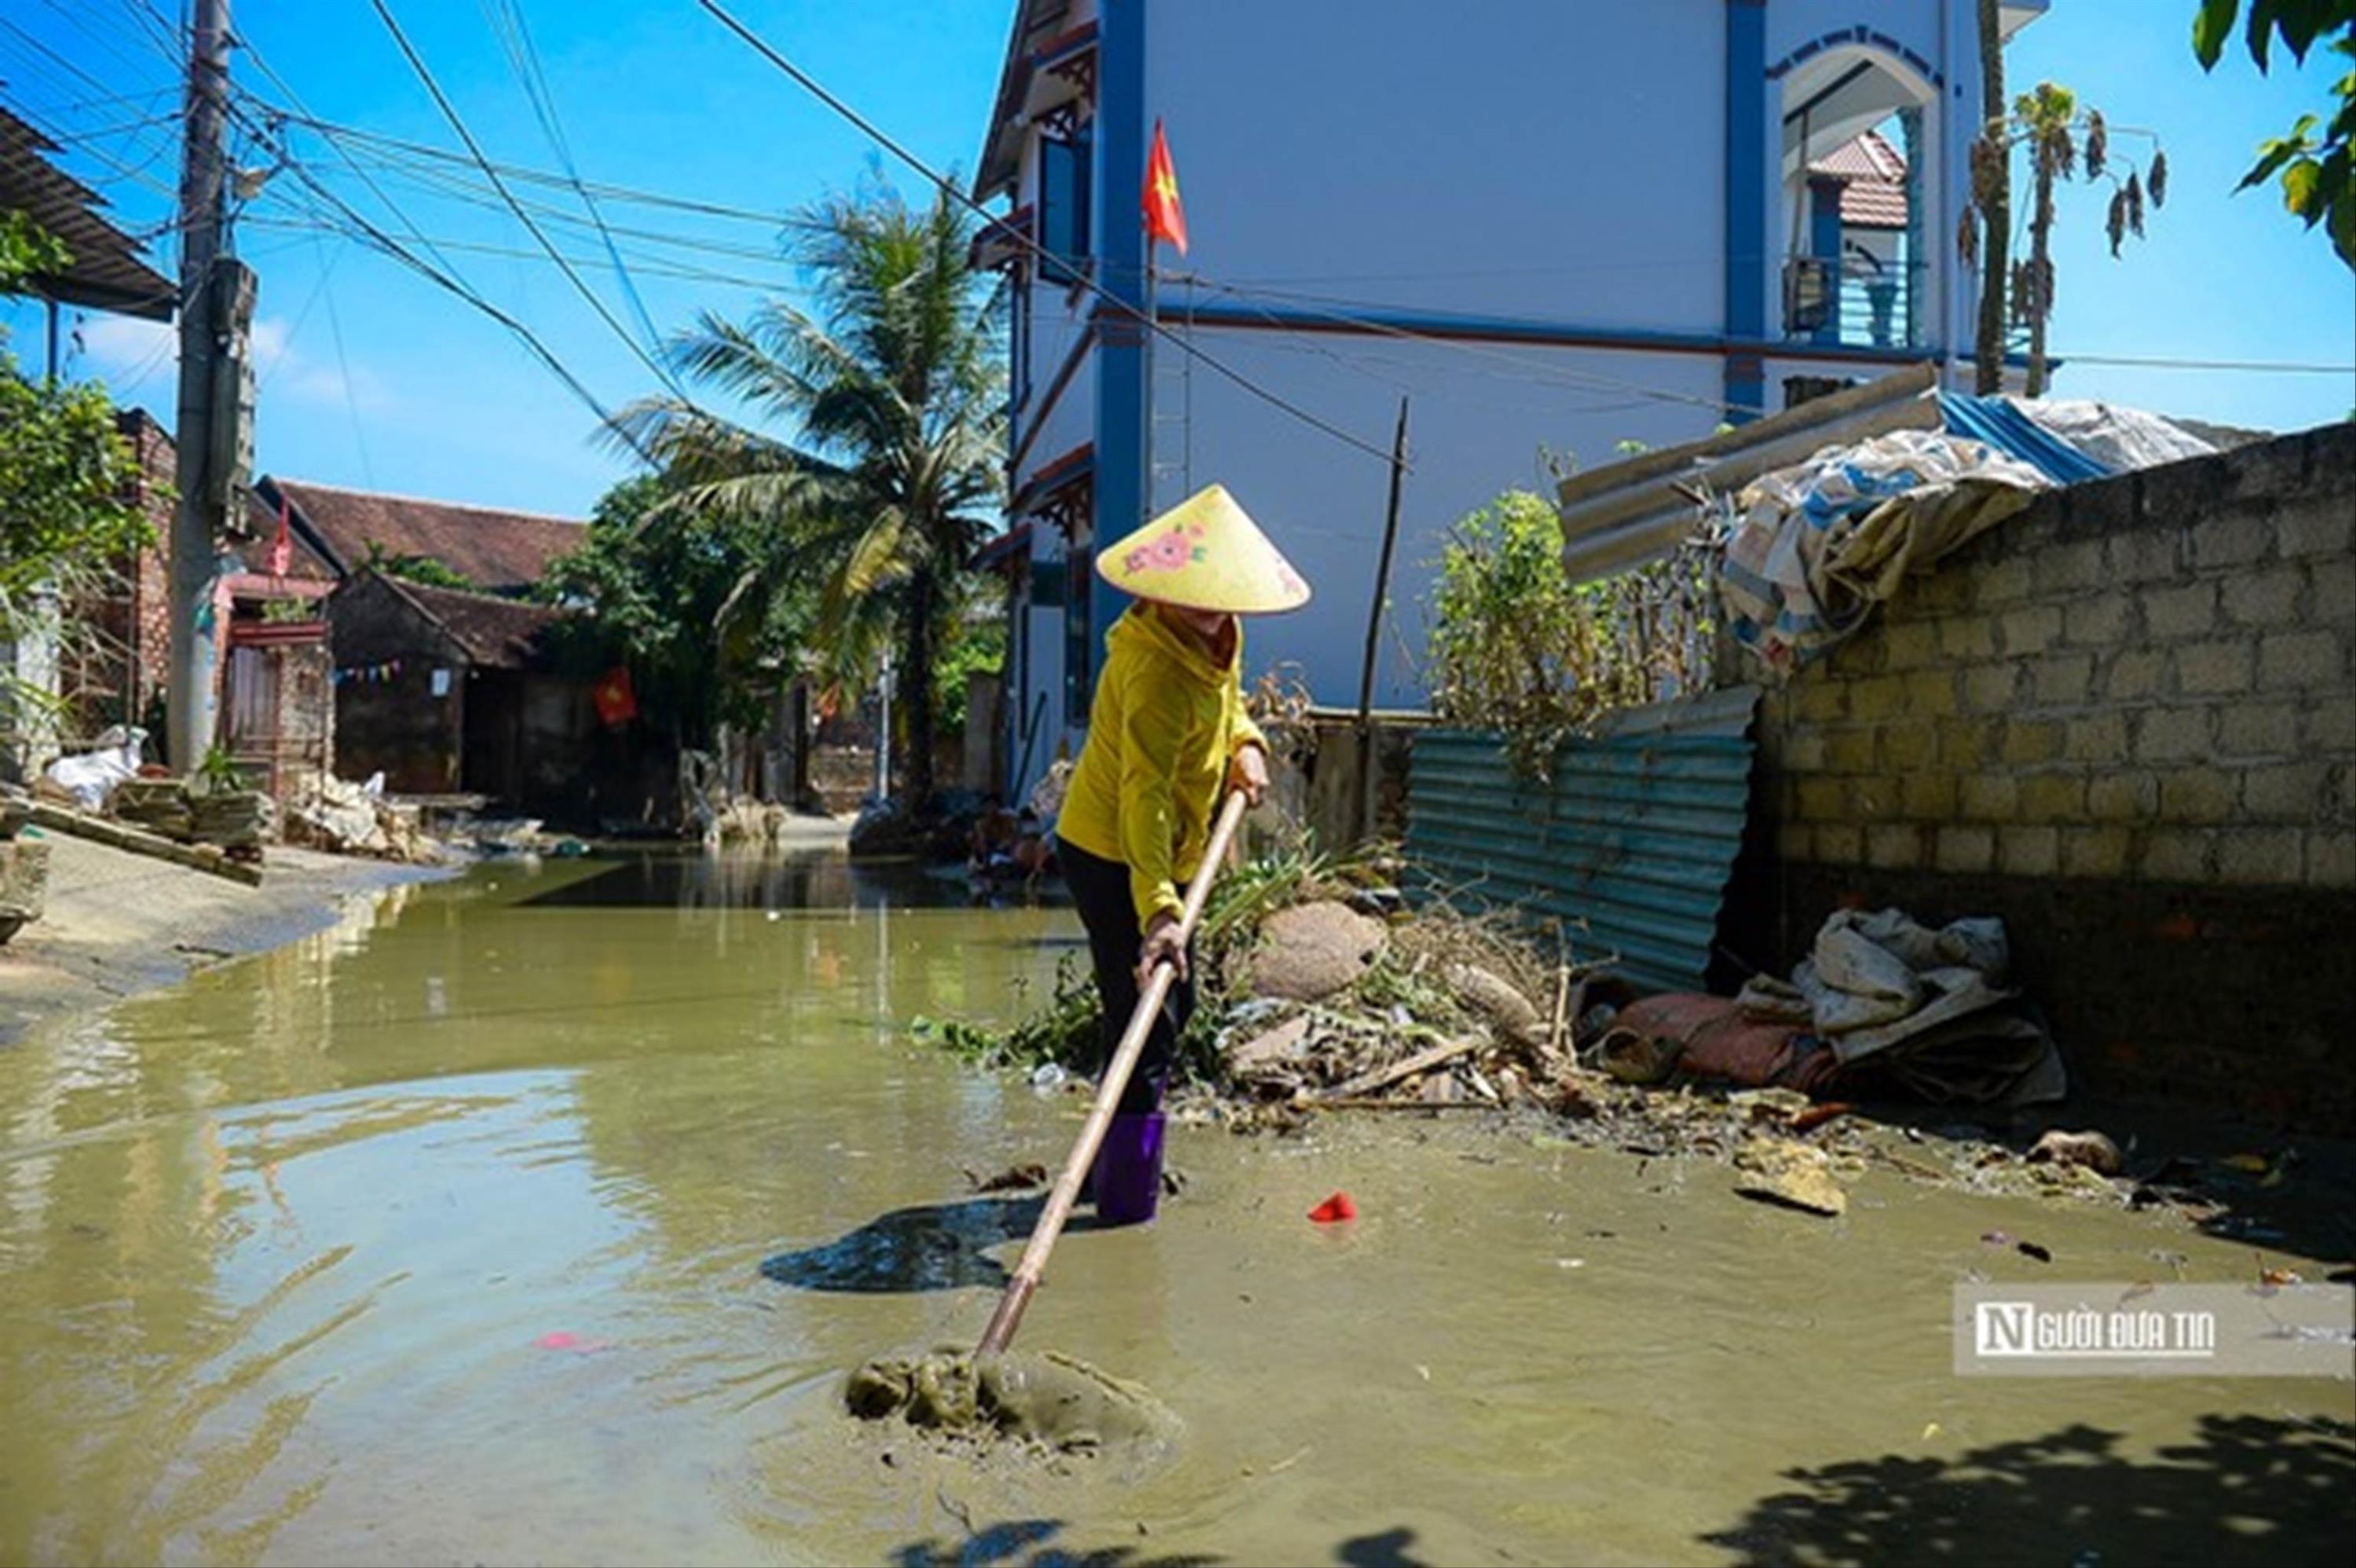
[592, 666, 638, 727]
[1142, 119, 1187, 255]
[268, 494, 293, 579]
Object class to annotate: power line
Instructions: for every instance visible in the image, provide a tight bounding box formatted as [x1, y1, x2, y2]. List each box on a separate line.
[367, 0, 688, 400]
[29, 0, 176, 82]
[115, 0, 185, 64]
[688, 0, 1400, 469]
[482, 0, 666, 357]
[267, 136, 801, 265]
[0, 75, 185, 203]
[312, 229, 379, 488]
[258, 120, 647, 459]
[228, 34, 661, 465]
[3, 82, 175, 116]
[232, 35, 475, 286]
[1173, 272, 1757, 419]
[240, 102, 799, 227]
[240, 211, 785, 294]
[2, 15, 129, 101]
[2047, 352, 2356, 375]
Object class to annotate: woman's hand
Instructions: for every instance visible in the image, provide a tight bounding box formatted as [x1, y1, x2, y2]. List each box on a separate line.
[1138, 912, 1188, 985]
[1228, 743, 1270, 807]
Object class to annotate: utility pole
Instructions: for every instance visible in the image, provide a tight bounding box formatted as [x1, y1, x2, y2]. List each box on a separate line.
[1354, 397, 1410, 844]
[167, 0, 233, 770]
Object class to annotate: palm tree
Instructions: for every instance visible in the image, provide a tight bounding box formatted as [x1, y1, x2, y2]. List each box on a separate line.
[1970, 0, 2010, 396]
[609, 185, 1005, 813]
[1960, 82, 2165, 400]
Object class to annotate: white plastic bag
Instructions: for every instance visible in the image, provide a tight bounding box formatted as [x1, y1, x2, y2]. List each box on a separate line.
[44, 726, 145, 810]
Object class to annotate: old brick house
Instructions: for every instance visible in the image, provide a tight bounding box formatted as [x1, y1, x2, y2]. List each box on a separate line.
[257, 477, 584, 597]
[67, 411, 339, 768]
[327, 570, 665, 828]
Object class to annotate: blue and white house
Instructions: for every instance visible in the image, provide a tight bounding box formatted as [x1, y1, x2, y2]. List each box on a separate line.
[973, 0, 2047, 800]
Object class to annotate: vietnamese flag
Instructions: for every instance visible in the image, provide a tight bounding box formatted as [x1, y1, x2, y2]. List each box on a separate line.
[1142, 119, 1187, 255]
[592, 666, 638, 727]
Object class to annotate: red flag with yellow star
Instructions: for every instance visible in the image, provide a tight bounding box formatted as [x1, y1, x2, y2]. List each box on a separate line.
[592, 666, 638, 727]
[1142, 119, 1187, 255]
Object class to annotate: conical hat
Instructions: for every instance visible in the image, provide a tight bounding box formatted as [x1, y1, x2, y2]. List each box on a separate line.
[1096, 484, 1312, 614]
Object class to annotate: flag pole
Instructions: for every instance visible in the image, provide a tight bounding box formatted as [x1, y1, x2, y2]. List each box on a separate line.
[1142, 240, 1158, 530]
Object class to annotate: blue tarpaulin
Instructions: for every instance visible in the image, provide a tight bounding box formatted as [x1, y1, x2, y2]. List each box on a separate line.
[1937, 393, 2115, 486]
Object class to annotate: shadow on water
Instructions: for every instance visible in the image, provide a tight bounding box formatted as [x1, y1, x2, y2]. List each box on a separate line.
[891, 1517, 1220, 1567]
[763, 1195, 1105, 1294]
[887, 1519, 1435, 1567]
[1699, 1415, 2356, 1567]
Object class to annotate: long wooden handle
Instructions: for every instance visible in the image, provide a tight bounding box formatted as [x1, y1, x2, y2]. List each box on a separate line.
[976, 788, 1251, 1356]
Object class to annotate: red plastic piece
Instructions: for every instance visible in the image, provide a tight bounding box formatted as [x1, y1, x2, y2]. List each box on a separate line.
[1308, 1191, 1358, 1224]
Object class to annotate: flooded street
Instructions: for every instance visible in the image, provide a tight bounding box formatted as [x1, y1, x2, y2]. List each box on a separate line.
[2, 853, 2349, 1567]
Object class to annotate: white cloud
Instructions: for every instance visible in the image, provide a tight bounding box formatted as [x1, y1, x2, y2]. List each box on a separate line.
[251, 316, 393, 412]
[70, 312, 390, 413]
[74, 314, 177, 390]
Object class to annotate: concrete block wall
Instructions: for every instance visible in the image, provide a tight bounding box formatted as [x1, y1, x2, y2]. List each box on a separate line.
[1736, 420, 2356, 1129]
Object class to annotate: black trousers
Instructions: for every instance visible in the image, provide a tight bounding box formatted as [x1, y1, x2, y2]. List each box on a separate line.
[1057, 835, 1193, 1116]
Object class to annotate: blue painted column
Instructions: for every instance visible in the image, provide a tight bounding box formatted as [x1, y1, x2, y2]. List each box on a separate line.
[1808, 175, 1844, 346]
[1085, 0, 1148, 723]
[1722, 0, 1768, 421]
[1901, 104, 1926, 349]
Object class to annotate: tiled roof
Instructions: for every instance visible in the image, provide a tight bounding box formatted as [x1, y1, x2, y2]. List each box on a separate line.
[1810, 129, 1910, 230]
[267, 477, 585, 591]
[380, 576, 564, 669]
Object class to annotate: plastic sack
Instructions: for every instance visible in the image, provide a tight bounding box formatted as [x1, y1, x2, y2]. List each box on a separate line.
[44, 726, 145, 810]
[1799, 914, 1923, 1032]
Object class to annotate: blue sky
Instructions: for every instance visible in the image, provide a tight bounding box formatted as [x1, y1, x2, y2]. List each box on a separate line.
[3, 1, 2350, 520]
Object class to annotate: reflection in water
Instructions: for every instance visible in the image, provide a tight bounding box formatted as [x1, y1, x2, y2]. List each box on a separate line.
[761, 1194, 1050, 1294]
[521, 848, 1066, 913]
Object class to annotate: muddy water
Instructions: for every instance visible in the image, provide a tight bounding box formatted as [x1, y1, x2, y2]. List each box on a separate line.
[2, 853, 2349, 1567]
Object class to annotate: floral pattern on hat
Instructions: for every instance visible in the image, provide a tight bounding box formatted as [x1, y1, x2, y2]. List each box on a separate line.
[1122, 522, 1208, 576]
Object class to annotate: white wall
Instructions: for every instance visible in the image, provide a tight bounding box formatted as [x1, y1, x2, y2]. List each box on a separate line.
[1143, 0, 1727, 333]
[1167, 326, 1729, 711]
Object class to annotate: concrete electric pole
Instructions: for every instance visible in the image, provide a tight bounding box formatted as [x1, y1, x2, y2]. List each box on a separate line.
[166, 0, 237, 770]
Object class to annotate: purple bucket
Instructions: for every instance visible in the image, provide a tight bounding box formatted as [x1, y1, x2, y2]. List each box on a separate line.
[1092, 1113, 1166, 1226]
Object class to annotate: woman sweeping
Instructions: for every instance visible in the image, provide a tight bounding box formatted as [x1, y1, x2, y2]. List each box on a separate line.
[1054, 484, 1312, 1225]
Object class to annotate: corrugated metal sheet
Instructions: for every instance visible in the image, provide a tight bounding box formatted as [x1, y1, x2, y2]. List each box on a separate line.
[1404, 688, 1760, 993]
[1555, 364, 1939, 583]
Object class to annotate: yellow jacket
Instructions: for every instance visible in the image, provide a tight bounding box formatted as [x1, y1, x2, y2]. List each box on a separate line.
[1056, 604, 1266, 927]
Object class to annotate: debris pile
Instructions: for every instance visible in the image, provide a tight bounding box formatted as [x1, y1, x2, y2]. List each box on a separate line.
[282, 772, 437, 863]
[920, 843, 2193, 1218]
[111, 778, 196, 840]
[98, 776, 272, 861]
[190, 788, 272, 856]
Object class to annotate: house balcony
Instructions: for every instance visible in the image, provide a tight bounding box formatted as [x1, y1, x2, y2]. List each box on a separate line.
[1783, 254, 1926, 352]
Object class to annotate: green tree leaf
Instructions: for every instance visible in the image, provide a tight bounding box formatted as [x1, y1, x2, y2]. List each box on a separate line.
[2194, 0, 2242, 67]
[2283, 154, 2325, 214]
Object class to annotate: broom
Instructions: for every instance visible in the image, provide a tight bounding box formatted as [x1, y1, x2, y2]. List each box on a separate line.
[975, 788, 1249, 1354]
